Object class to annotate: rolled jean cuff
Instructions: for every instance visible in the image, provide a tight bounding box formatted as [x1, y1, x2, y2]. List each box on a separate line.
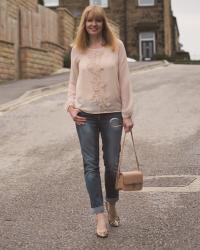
[91, 205, 104, 214]
[106, 197, 119, 204]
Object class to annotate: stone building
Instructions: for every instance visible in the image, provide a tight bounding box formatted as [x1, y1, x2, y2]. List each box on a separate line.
[0, 0, 76, 81]
[0, 0, 119, 81]
[59, 0, 181, 60]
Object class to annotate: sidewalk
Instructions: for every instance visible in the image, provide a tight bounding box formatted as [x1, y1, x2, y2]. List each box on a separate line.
[0, 61, 169, 106]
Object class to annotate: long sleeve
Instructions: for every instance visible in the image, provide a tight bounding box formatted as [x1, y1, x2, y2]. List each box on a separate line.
[118, 41, 134, 118]
[65, 47, 79, 110]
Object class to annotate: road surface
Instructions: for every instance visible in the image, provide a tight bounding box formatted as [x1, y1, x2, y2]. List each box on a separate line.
[0, 63, 200, 250]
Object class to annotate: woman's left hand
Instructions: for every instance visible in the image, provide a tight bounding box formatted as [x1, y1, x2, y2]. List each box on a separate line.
[123, 117, 134, 133]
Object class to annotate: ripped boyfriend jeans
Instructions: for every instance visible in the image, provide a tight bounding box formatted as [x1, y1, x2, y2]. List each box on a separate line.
[76, 111, 123, 214]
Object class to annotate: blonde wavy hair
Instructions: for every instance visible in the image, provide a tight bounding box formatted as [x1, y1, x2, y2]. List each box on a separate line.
[73, 5, 118, 52]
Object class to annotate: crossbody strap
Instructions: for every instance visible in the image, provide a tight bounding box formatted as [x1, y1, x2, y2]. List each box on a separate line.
[117, 130, 140, 175]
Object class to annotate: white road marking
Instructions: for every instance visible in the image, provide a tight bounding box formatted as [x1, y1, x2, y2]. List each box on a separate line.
[130, 64, 170, 75]
[101, 175, 200, 194]
[140, 175, 200, 193]
[0, 82, 67, 114]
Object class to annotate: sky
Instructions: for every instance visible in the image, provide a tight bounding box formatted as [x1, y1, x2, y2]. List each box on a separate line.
[171, 0, 200, 59]
[44, 0, 200, 60]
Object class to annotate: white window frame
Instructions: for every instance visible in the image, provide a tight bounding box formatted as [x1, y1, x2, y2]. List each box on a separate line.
[138, 0, 155, 7]
[89, 0, 108, 8]
[139, 32, 156, 61]
[44, 0, 59, 7]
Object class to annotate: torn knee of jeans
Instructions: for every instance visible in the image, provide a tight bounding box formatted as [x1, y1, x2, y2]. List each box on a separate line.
[109, 118, 122, 128]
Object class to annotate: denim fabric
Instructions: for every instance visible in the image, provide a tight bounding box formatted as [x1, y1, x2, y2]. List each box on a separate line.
[76, 112, 123, 214]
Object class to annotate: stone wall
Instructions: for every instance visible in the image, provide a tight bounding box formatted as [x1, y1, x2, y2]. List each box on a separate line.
[163, 0, 173, 56]
[41, 41, 65, 72]
[0, 40, 15, 80]
[56, 8, 75, 49]
[105, 0, 126, 42]
[20, 42, 65, 79]
[20, 47, 51, 78]
[59, 0, 88, 17]
[0, 1, 73, 82]
[20, 5, 60, 49]
[7, 0, 38, 19]
[126, 1, 165, 58]
[172, 17, 180, 53]
[0, 0, 20, 80]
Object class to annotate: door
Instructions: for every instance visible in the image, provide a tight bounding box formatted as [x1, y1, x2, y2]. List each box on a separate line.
[139, 32, 156, 61]
[141, 41, 154, 60]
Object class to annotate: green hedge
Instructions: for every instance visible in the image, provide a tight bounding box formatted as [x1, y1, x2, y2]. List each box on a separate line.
[38, 0, 44, 5]
[63, 49, 72, 68]
[152, 54, 175, 62]
[174, 60, 200, 65]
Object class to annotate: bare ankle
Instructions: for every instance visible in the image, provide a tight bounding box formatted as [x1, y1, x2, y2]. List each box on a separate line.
[96, 212, 105, 219]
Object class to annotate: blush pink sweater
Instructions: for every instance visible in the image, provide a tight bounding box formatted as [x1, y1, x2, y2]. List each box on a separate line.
[66, 39, 133, 118]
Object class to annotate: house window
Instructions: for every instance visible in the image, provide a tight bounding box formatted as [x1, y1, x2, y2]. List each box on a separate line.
[138, 0, 155, 6]
[89, 0, 108, 8]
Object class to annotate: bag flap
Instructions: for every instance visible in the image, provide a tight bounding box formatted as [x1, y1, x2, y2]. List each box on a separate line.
[121, 171, 143, 185]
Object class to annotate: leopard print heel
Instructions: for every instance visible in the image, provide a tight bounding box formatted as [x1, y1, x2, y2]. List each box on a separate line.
[105, 201, 120, 227]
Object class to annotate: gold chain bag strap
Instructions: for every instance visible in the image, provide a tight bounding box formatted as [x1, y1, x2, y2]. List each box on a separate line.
[115, 131, 143, 191]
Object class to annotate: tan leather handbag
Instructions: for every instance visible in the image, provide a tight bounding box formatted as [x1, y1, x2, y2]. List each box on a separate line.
[115, 131, 143, 191]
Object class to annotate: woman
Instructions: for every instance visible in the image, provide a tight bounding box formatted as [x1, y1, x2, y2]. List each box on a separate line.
[66, 5, 134, 238]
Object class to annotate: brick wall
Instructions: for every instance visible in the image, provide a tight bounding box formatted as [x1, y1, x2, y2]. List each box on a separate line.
[0, 40, 15, 80]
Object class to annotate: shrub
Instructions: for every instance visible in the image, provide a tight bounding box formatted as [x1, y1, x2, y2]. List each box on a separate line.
[152, 54, 175, 62]
[63, 49, 72, 68]
[174, 60, 200, 65]
[174, 51, 190, 61]
[131, 54, 139, 61]
[38, 0, 44, 5]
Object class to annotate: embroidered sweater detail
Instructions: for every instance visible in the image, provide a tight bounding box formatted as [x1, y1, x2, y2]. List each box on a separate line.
[66, 39, 133, 118]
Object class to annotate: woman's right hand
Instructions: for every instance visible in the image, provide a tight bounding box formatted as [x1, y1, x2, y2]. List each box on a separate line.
[68, 106, 87, 125]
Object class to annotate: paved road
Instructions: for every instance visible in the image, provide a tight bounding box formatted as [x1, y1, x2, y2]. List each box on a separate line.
[0, 64, 200, 249]
[0, 61, 167, 105]
[0, 73, 69, 105]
